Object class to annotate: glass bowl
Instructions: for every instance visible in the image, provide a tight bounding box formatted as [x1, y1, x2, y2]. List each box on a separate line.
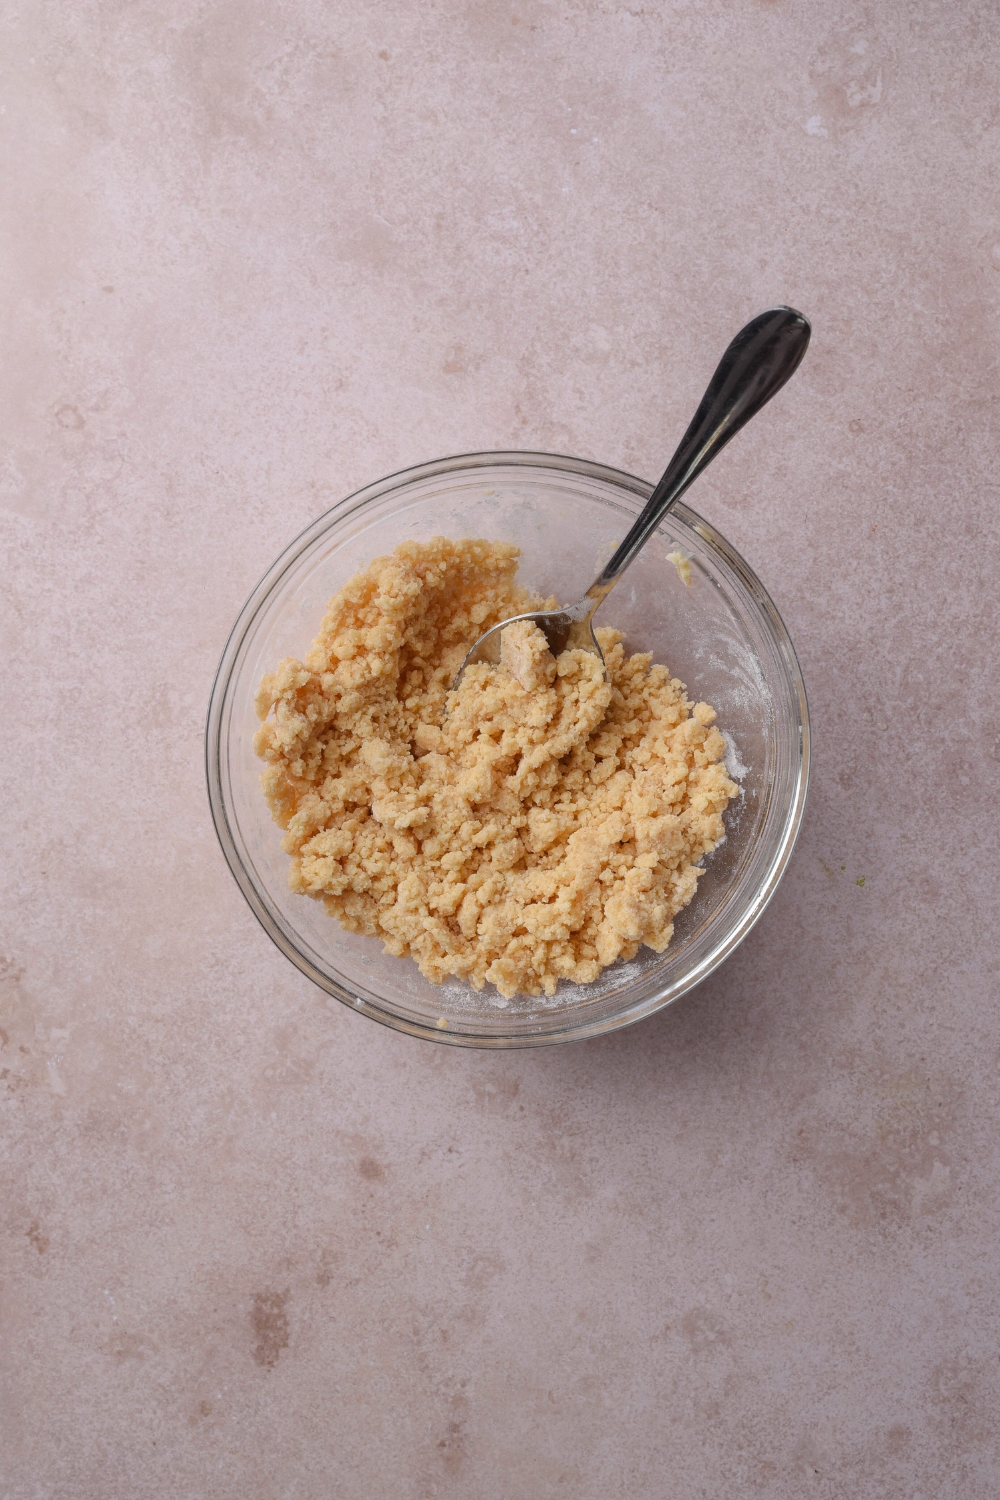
[206, 451, 808, 1048]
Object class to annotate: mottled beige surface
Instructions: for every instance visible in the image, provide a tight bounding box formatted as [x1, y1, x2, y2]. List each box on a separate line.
[2, 3, 999, 1497]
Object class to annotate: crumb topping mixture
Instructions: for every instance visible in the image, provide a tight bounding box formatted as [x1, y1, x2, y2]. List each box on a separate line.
[255, 538, 737, 999]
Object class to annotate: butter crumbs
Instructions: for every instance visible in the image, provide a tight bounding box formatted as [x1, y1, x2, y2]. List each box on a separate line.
[254, 538, 737, 1000]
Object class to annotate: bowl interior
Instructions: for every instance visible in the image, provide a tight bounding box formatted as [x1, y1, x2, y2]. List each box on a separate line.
[208, 453, 807, 1046]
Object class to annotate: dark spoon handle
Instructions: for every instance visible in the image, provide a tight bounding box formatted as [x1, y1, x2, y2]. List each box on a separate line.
[587, 306, 811, 602]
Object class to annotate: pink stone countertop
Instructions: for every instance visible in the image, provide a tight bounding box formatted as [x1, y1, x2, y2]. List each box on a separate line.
[2, 4, 999, 1497]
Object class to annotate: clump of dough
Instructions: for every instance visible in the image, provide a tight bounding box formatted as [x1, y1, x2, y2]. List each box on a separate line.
[254, 538, 738, 1000]
[500, 618, 558, 691]
[666, 549, 692, 586]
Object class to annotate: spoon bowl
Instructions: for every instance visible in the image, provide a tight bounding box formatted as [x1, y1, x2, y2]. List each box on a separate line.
[453, 597, 605, 673]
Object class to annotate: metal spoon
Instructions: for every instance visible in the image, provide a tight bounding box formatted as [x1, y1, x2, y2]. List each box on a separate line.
[452, 305, 810, 689]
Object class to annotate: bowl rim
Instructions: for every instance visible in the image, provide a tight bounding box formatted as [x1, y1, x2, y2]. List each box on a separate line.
[206, 449, 810, 1048]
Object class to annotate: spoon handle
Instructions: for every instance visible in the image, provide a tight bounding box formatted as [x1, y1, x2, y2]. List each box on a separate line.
[584, 306, 811, 608]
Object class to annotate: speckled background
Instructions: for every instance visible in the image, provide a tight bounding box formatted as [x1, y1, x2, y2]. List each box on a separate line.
[2, 3, 999, 1497]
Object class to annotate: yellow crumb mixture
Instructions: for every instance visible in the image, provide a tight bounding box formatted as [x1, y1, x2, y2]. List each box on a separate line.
[254, 538, 737, 1000]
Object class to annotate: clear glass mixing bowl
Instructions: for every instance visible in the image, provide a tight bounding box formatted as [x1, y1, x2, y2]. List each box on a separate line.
[206, 451, 809, 1047]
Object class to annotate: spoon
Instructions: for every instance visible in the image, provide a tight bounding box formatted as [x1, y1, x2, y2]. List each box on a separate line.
[452, 305, 810, 689]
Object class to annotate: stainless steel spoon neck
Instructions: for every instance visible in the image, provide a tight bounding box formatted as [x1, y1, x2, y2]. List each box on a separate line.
[576, 577, 616, 628]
